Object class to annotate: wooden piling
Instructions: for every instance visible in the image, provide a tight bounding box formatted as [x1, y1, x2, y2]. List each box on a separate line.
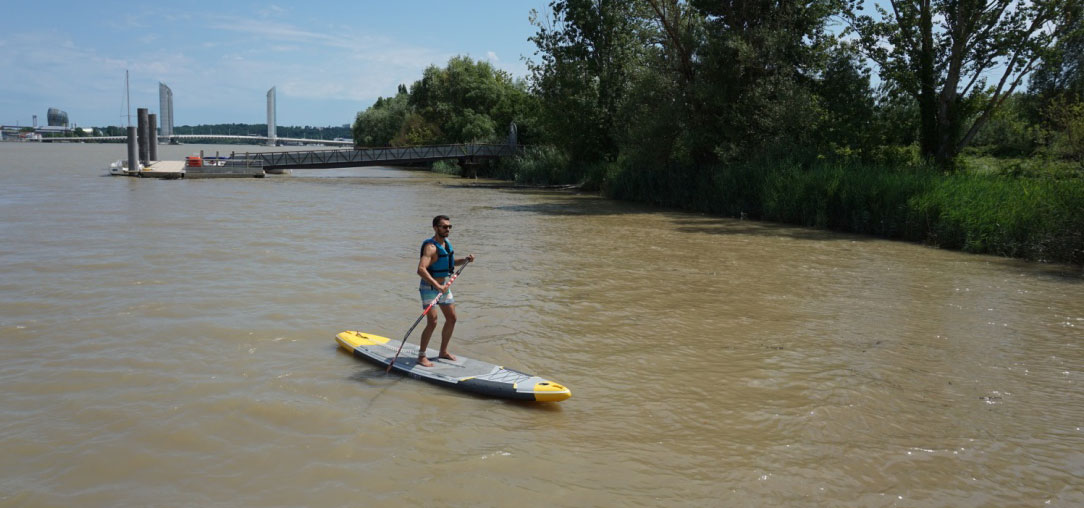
[148, 113, 158, 161]
[127, 126, 138, 174]
[137, 108, 149, 165]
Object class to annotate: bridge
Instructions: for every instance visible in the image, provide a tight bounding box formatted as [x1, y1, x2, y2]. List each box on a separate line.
[230, 143, 520, 171]
[36, 134, 354, 146]
[124, 143, 522, 178]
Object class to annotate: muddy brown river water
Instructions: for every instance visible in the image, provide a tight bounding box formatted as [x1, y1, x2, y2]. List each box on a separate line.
[1, 142, 1081, 507]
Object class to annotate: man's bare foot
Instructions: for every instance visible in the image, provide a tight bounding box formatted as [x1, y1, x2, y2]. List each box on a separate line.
[418, 356, 434, 367]
[438, 352, 457, 362]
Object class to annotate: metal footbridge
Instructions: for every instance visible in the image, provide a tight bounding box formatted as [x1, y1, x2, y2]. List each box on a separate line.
[230, 143, 520, 171]
[36, 134, 355, 146]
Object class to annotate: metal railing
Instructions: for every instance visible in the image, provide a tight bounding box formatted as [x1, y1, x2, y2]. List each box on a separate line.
[236, 143, 521, 170]
[221, 157, 265, 168]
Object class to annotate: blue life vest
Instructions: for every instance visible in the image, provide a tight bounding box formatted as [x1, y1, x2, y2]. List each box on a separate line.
[421, 238, 454, 278]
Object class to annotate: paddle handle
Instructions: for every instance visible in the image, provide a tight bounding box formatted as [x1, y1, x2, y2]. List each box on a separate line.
[386, 261, 471, 372]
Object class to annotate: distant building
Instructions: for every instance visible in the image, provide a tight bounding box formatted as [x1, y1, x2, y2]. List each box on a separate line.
[47, 108, 68, 127]
[159, 83, 174, 138]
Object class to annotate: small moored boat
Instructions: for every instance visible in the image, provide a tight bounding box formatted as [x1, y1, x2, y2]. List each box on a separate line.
[108, 159, 142, 176]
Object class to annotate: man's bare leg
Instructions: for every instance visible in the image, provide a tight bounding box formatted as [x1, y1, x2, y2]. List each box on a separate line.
[437, 304, 458, 361]
[417, 308, 439, 367]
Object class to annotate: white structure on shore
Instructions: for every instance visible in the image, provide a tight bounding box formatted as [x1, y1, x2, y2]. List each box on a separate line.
[159, 83, 174, 139]
[266, 86, 276, 146]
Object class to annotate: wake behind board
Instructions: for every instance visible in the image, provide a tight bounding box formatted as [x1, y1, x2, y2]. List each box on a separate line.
[335, 331, 572, 402]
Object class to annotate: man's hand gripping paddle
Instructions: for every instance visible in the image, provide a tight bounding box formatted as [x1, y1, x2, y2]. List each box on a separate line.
[386, 260, 471, 373]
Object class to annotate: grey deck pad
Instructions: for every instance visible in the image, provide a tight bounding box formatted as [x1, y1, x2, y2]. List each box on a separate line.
[353, 339, 538, 386]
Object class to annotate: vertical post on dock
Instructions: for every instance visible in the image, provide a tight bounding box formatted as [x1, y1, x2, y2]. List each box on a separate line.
[137, 108, 149, 165]
[127, 126, 138, 174]
[148, 113, 158, 162]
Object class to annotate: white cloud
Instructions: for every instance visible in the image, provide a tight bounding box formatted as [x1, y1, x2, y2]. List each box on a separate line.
[259, 4, 288, 18]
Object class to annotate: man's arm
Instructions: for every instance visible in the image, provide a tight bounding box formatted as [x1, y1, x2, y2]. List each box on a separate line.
[454, 254, 476, 266]
[417, 243, 445, 289]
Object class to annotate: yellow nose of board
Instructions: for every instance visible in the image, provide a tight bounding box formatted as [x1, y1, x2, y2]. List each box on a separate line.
[533, 381, 572, 402]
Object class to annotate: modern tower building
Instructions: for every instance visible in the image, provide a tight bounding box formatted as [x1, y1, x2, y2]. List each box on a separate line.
[159, 82, 174, 139]
[47, 108, 69, 127]
[266, 86, 277, 146]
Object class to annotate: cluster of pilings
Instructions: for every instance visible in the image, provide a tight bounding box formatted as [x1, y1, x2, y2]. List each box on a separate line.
[127, 107, 158, 171]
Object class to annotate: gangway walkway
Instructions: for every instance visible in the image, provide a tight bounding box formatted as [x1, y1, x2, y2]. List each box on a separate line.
[231, 143, 520, 171]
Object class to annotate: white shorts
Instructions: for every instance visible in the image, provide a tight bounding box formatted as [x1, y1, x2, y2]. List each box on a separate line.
[419, 280, 454, 307]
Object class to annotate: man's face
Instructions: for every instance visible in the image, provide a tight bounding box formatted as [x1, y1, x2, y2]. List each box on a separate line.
[434, 220, 452, 237]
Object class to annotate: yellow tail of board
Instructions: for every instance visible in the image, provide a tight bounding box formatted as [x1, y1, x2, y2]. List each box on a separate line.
[335, 330, 391, 349]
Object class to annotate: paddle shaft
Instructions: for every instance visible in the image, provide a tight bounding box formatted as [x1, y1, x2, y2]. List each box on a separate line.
[386, 261, 470, 372]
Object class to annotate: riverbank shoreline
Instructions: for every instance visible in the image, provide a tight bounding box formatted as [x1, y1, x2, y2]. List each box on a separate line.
[459, 154, 1084, 267]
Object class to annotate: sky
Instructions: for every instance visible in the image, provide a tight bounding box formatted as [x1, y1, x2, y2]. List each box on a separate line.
[0, 0, 551, 128]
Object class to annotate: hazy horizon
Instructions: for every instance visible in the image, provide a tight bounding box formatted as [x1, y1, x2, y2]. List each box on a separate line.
[0, 1, 548, 128]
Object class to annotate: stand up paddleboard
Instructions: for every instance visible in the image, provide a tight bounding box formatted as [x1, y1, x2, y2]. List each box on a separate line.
[335, 331, 572, 402]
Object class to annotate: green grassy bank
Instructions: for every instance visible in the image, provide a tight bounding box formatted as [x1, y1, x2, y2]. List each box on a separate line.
[476, 149, 1084, 265]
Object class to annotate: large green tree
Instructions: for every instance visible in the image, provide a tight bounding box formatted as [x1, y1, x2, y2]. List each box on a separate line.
[409, 56, 535, 144]
[1029, 26, 1084, 103]
[353, 58, 536, 147]
[529, 0, 840, 167]
[846, 0, 1078, 168]
[352, 85, 410, 146]
[1029, 25, 1084, 162]
[528, 0, 644, 163]
[1028, 20, 1084, 161]
[816, 45, 879, 155]
[687, 0, 840, 164]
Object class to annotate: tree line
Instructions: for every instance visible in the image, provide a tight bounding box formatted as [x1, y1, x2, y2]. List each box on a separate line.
[354, 0, 1081, 172]
[353, 1, 1082, 263]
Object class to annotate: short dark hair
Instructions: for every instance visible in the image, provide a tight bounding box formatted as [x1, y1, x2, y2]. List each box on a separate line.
[432, 215, 450, 227]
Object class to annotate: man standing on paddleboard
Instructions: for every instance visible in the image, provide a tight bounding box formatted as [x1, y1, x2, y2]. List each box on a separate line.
[417, 215, 475, 367]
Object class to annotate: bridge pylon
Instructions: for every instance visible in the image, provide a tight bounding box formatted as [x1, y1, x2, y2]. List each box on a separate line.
[267, 86, 277, 146]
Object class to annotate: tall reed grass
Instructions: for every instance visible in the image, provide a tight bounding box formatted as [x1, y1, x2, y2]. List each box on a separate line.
[480, 148, 1084, 264]
[909, 174, 1084, 262]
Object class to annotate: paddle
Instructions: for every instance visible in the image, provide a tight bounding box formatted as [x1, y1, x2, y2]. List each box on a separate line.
[386, 260, 471, 373]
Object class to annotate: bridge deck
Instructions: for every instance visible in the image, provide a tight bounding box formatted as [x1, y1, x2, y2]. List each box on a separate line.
[235, 143, 520, 170]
